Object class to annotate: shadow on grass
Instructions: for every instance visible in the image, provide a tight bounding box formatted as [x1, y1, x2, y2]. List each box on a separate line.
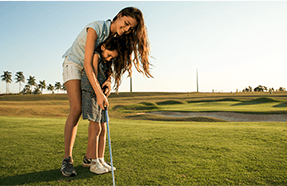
[232, 97, 280, 106]
[0, 166, 97, 185]
[126, 114, 227, 122]
[187, 98, 240, 103]
[232, 102, 261, 106]
[273, 102, 287, 108]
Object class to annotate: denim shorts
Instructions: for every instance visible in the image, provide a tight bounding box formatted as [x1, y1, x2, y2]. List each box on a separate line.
[82, 91, 108, 123]
[62, 57, 83, 84]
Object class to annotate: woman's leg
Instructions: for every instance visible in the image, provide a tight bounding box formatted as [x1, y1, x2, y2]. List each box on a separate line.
[64, 80, 82, 160]
[86, 121, 102, 159]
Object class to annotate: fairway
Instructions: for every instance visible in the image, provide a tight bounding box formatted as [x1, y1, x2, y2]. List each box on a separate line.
[1, 92, 287, 185]
[1, 116, 287, 185]
[159, 101, 287, 113]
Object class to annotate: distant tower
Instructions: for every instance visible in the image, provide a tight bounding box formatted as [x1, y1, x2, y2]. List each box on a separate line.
[130, 76, 132, 93]
[196, 69, 199, 92]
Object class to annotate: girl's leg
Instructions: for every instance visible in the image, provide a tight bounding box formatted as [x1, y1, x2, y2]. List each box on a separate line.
[98, 122, 107, 159]
[98, 122, 116, 172]
[64, 80, 82, 160]
[86, 121, 102, 159]
[88, 121, 109, 174]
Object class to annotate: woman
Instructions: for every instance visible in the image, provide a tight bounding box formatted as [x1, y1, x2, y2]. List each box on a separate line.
[60, 7, 152, 177]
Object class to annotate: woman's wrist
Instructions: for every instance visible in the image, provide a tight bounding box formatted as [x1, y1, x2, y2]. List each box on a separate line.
[95, 88, 105, 97]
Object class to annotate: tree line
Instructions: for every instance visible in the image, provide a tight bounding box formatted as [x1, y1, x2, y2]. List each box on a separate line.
[1, 71, 65, 94]
[242, 85, 286, 93]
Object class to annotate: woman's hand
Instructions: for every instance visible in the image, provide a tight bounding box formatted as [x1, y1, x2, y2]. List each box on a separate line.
[97, 92, 109, 110]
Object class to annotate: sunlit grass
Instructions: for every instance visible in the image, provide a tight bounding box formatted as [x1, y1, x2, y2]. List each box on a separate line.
[160, 101, 287, 114]
[1, 93, 287, 185]
[1, 117, 287, 185]
[1, 92, 287, 119]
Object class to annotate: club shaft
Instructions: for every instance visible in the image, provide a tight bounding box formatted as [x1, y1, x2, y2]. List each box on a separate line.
[106, 109, 115, 186]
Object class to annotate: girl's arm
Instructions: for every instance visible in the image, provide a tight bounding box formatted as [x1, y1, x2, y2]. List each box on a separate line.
[91, 53, 109, 109]
[84, 28, 108, 109]
[101, 75, 112, 97]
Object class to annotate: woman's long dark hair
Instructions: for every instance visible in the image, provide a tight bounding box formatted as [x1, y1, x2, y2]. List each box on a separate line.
[113, 7, 153, 89]
[96, 7, 153, 92]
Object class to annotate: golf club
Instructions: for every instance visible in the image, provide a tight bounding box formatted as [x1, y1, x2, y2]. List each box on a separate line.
[105, 106, 115, 186]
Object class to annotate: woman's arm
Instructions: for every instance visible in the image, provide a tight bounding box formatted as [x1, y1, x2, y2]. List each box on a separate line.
[84, 28, 108, 109]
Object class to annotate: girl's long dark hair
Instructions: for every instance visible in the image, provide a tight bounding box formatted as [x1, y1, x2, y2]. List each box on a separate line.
[95, 36, 128, 92]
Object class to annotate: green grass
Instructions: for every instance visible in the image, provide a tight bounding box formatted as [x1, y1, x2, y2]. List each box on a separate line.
[1, 92, 287, 185]
[115, 97, 287, 119]
[1, 93, 287, 119]
[158, 101, 287, 114]
[0, 94, 69, 101]
[1, 116, 287, 185]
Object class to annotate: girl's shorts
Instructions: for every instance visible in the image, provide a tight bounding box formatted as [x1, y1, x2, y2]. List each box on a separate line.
[82, 91, 108, 123]
[62, 57, 83, 84]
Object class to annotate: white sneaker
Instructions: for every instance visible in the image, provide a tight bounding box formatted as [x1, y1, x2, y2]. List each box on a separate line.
[100, 160, 116, 172]
[90, 162, 109, 175]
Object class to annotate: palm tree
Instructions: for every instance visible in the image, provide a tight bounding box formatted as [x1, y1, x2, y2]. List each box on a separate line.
[47, 84, 55, 94]
[27, 76, 36, 92]
[62, 84, 66, 92]
[279, 87, 286, 91]
[33, 85, 41, 94]
[21, 85, 31, 94]
[254, 85, 268, 92]
[38, 80, 46, 94]
[15, 71, 25, 93]
[55, 82, 62, 93]
[1, 71, 13, 94]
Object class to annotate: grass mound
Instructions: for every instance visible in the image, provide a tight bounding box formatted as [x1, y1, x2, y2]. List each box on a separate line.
[187, 98, 240, 103]
[156, 100, 185, 105]
[112, 105, 125, 110]
[127, 114, 227, 122]
[115, 102, 158, 112]
[250, 97, 280, 103]
[217, 98, 240, 102]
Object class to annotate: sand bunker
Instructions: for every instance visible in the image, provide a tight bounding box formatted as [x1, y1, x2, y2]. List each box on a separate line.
[151, 111, 287, 122]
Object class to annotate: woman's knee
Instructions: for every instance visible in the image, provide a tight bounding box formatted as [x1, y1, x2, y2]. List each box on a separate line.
[70, 105, 82, 117]
[65, 79, 82, 117]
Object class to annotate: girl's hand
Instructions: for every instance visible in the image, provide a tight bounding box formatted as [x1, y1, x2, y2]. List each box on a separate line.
[97, 93, 109, 110]
[102, 79, 112, 97]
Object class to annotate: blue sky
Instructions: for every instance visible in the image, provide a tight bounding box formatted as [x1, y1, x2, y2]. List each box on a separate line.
[1, 1, 287, 93]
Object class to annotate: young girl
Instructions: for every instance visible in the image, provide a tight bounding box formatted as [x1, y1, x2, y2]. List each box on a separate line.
[61, 7, 152, 177]
[81, 36, 123, 174]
